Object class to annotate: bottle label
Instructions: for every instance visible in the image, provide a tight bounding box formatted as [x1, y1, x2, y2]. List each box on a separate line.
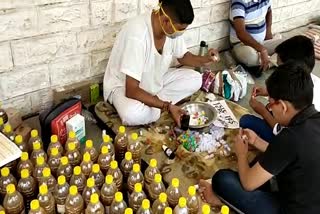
[57, 204, 65, 213]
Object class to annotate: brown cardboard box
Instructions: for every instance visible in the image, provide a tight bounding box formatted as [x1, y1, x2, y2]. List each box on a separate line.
[6, 108, 23, 130]
[15, 123, 32, 143]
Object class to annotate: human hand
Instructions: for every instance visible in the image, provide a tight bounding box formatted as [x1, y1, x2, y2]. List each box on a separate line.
[234, 129, 249, 158]
[252, 85, 268, 97]
[241, 129, 258, 147]
[259, 49, 270, 71]
[207, 48, 220, 64]
[265, 30, 273, 40]
[169, 104, 185, 127]
[249, 96, 266, 115]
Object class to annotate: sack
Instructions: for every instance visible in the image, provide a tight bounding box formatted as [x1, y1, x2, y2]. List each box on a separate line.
[39, 98, 82, 149]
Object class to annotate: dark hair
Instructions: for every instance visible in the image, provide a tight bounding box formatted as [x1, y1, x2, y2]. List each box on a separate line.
[275, 35, 315, 73]
[160, 0, 194, 24]
[266, 61, 313, 110]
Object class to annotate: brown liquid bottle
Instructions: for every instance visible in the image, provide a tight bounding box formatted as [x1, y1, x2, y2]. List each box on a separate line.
[83, 140, 98, 163]
[30, 141, 47, 165]
[33, 156, 49, 181]
[120, 152, 134, 182]
[127, 164, 144, 194]
[85, 193, 105, 214]
[137, 199, 152, 214]
[29, 199, 46, 214]
[187, 186, 199, 214]
[173, 197, 188, 214]
[164, 207, 173, 214]
[15, 135, 28, 153]
[114, 126, 128, 163]
[70, 166, 86, 193]
[65, 131, 80, 151]
[47, 135, 63, 156]
[0, 167, 17, 198]
[57, 156, 73, 182]
[17, 152, 34, 178]
[65, 185, 84, 214]
[100, 134, 115, 160]
[148, 174, 166, 203]
[3, 184, 25, 214]
[66, 142, 81, 168]
[125, 208, 133, 214]
[127, 133, 142, 164]
[3, 124, 15, 141]
[100, 175, 118, 211]
[89, 164, 104, 189]
[129, 183, 147, 213]
[39, 167, 57, 193]
[110, 192, 127, 214]
[0, 117, 4, 133]
[47, 147, 61, 177]
[166, 178, 182, 208]
[82, 177, 100, 207]
[38, 184, 56, 214]
[28, 129, 43, 153]
[18, 169, 37, 211]
[81, 152, 93, 178]
[152, 192, 169, 214]
[54, 175, 70, 214]
[107, 160, 123, 191]
[97, 146, 112, 175]
[144, 159, 160, 189]
[202, 204, 211, 214]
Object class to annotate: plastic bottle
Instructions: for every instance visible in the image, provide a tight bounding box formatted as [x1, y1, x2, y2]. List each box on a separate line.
[65, 185, 84, 214]
[57, 156, 73, 182]
[152, 193, 169, 214]
[164, 207, 172, 214]
[83, 140, 98, 163]
[3, 124, 15, 141]
[166, 178, 182, 208]
[129, 183, 147, 212]
[0, 117, 4, 133]
[30, 141, 47, 165]
[137, 199, 152, 214]
[0, 167, 17, 197]
[89, 164, 104, 189]
[127, 164, 144, 193]
[70, 166, 86, 193]
[3, 184, 25, 214]
[149, 174, 165, 202]
[65, 131, 80, 151]
[187, 186, 199, 214]
[120, 151, 134, 182]
[38, 184, 56, 214]
[82, 177, 100, 206]
[85, 193, 105, 214]
[202, 204, 210, 214]
[47, 135, 63, 156]
[40, 167, 57, 193]
[47, 147, 61, 177]
[17, 152, 34, 178]
[127, 133, 142, 164]
[15, 135, 28, 152]
[173, 197, 188, 214]
[100, 135, 115, 160]
[125, 208, 133, 214]
[17, 169, 37, 211]
[28, 129, 43, 153]
[33, 156, 49, 181]
[29, 199, 46, 214]
[144, 159, 160, 188]
[107, 160, 123, 191]
[66, 142, 81, 167]
[101, 175, 118, 211]
[0, 102, 8, 124]
[220, 205, 229, 214]
[54, 175, 70, 214]
[97, 146, 112, 175]
[114, 126, 128, 163]
[110, 192, 127, 214]
[81, 152, 93, 178]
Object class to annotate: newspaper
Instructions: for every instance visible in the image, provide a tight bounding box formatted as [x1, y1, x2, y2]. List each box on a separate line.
[0, 132, 22, 167]
[208, 100, 240, 129]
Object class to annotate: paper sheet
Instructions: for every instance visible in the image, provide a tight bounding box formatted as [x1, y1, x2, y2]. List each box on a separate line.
[0, 132, 22, 167]
[208, 100, 240, 129]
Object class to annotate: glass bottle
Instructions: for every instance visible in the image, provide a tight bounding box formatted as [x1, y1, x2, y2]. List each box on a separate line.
[83, 140, 98, 163]
[47, 135, 63, 156]
[57, 156, 73, 182]
[220, 205, 229, 214]
[173, 197, 188, 214]
[30, 141, 47, 165]
[28, 129, 43, 153]
[3, 124, 15, 141]
[70, 166, 86, 193]
[17, 152, 34, 178]
[127, 133, 142, 164]
[82, 177, 100, 207]
[110, 192, 127, 214]
[144, 159, 160, 188]
[66, 142, 81, 168]
[81, 152, 93, 178]
[65, 185, 84, 214]
[29, 199, 46, 214]
[114, 126, 128, 163]
[85, 193, 105, 214]
[89, 164, 104, 189]
[187, 186, 199, 214]
[3, 184, 25, 214]
[166, 178, 181, 208]
[15, 135, 28, 152]
[107, 160, 123, 191]
[47, 147, 61, 177]
[39, 167, 57, 193]
[202, 204, 211, 214]
[149, 174, 165, 203]
[65, 131, 80, 151]
[38, 184, 56, 214]
[137, 199, 152, 214]
[152, 192, 169, 214]
[54, 175, 70, 214]
[18, 169, 37, 211]
[33, 156, 49, 181]
[127, 164, 144, 194]
[100, 134, 115, 160]
[101, 175, 117, 211]
[129, 183, 147, 213]
[98, 146, 112, 175]
[0, 167, 17, 197]
[120, 151, 134, 182]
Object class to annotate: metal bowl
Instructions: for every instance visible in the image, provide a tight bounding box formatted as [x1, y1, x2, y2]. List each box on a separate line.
[181, 101, 217, 129]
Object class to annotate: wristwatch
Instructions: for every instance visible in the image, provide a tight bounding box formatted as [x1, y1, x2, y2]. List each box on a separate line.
[273, 123, 283, 135]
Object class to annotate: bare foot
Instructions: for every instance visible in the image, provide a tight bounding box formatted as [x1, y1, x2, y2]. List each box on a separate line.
[199, 179, 223, 207]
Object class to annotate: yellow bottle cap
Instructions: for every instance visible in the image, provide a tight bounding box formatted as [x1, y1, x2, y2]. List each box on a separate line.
[15, 135, 23, 144]
[31, 130, 38, 138]
[188, 186, 196, 196]
[69, 131, 76, 139]
[134, 183, 142, 193]
[33, 141, 41, 150]
[125, 208, 133, 214]
[86, 140, 93, 148]
[6, 184, 15, 194]
[83, 152, 91, 162]
[164, 207, 172, 214]
[101, 146, 109, 154]
[51, 147, 59, 156]
[36, 156, 44, 165]
[150, 159, 157, 168]
[90, 193, 99, 204]
[39, 184, 48, 195]
[21, 169, 29, 178]
[30, 199, 40, 211]
[0, 211, 4, 214]
[178, 197, 187, 208]
[58, 175, 66, 185]
[115, 192, 123, 202]
[61, 156, 68, 165]
[110, 160, 118, 169]
[132, 164, 140, 173]
[131, 133, 138, 140]
[159, 192, 167, 203]
[92, 164, 100, 173]
[74, 166, 81, 175]
[4, 124, 11, 133]
[87, 177, 95, 188]
[0, 117, 3, 126]
[221, 205, 229, 214]
[68, 142, 75, 151]
[103, 135, 111, 143]
[142, 199, 150, 210]
[125, 152, 132, 160]
[42, 167, 51, 177]
[154, 174, 162, 183]
[202, 204, 211, 214]
[69, 185, 78, 195]
[119, 126, 125, 134]
[51, 135, 58, 143]
[21, 152, 29, 161]
[105, 175, 114, 184]
[1, 167, 9, 177]
[172, 178, 179, 188]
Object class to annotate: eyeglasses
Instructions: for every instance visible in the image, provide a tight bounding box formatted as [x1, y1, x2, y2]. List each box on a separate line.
[266, 99, 279, 111]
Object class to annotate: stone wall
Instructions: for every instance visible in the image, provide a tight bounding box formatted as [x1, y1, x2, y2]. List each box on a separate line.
[0, 0, 319, 115]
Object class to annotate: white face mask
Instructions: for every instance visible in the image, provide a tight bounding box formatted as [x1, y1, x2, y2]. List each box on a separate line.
[166, 31, 184, 39]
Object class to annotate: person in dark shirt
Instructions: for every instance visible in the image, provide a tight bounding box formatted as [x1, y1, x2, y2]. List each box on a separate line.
[199, 62, 320, 214]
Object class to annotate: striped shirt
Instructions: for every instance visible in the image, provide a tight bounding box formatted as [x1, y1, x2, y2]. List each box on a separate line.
[229, 0, 272, 44]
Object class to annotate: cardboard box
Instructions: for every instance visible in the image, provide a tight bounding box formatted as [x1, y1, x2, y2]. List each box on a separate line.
[66, 114, 86, 144]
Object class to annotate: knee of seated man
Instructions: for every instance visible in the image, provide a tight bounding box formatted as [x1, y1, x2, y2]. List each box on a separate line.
[212, 169, 238, 194]
[120, 105, 161, 126]
[188, 70, 202, 92]
[235, 46, 259, 66]
[240, 114, 256, 128]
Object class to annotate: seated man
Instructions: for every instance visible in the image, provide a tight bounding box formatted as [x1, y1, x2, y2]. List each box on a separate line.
[103, 0, 219, 126]
[200, 62, 320, 214]
[229, 0, 282, 76]
[240, 35, 318, 142]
